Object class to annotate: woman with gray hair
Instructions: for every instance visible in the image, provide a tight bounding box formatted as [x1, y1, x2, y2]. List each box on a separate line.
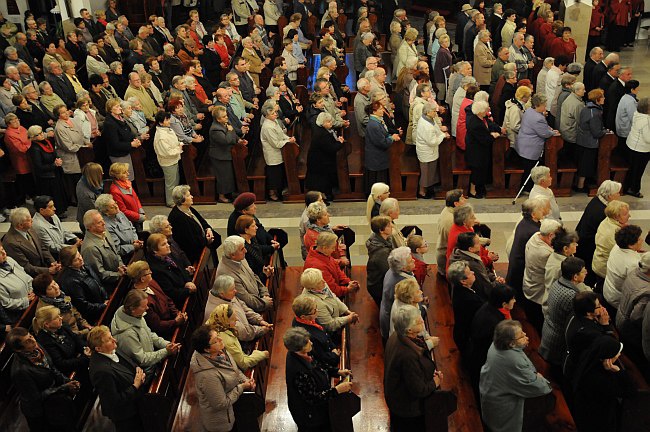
[209, 105, 240, 204]
[291, 294, 340, 368]
[299, 268, 358, 333]
[625, 96, 650, 198]
[559, 81, 585, 151]
[406, 83, 433, 145]
[384, 305, 443, 430]
[529, 165, 561, 221]
[452, 75, 477, 137]
[167, 185, 220, 264]
[379, 247, 417, 342]
[516, 93, 560, 193]
[86, 42, 110, 77]
[305, 111, 344, 201]
[148, 214, 192, 270]
[575, 179, 622, 284]
[479, 320, 552, 432]
[95, 193, 142, 261]
[415, 101, 448, 198]
[284, 326, 352, 431]
[466, 100, 501, 198]
[474, 30, 496, 91]
[260, 102, 295, 201]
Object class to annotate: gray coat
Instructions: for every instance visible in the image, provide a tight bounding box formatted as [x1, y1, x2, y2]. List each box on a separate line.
[353, 91, 371, 138]
[379, 270, 416, 339]
[80, 231, 124, 285]
[216, 257, 270, 313]
[480, 344, 552, 432]
[209, 122, 237, 161]
[111, 305, 169, 374]
[0, 256, 33, 313]
[190, 350, 246, 432]
[102, 212, 138, 258]
[31, 212, 78, 255]
[559, 92, 585, 144]
[539, 277, 580, 365]
[576, 102, 607, 149]
[54, 119, 85, 174]
[204, 292, 265, 342]
[616, 268, 650, 330]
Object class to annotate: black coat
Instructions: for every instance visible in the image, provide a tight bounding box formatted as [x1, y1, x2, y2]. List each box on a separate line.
[11, 348, 69, 419]
[57, 265, 108, 323]
[451, 284, 486, 354]
[468, 303, 505, 382]
[227, 212, 273, 248]
[465, 113, 495, 168]
[109, 73, 129, 98]
[199, 49, 222, 88]
[605, 80, 626, 131]
[161, 56, 185, 82]
[244, 237, 267, 282]
[305, 126, 343, 196]
[564, 315, 616, 378]
[575, 196, 607, 270]
[583, 58, 599, 92]
[147, 253, 192, 308]
[28, 140, 58, 179]
[168, 205, 217, 264]
[35, 324, 88, 375]
[506, 215, 541, 295]
[285, 351, 339, 428]
[497, 82, 517, 124]
[16, 106, 51, 131]
[278, 94, 300, 123]
[292, 318, 340, 368]
[47, 75, 77, 108]
[597, 73, 615, 92]
[103, 114, 136, 158]
[89, 352, 143, 423]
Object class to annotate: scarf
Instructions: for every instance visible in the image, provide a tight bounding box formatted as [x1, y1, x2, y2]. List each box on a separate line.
[306, 222, 331, 234]
[83, 176, 103, 195]
[22, 346, 50, 368]
[40, 293, 73, 313]
[295, 316, 324, 331]
[114, 178, 132, 191]
[409, 335, 428, 350]
[308, 285, 335, 299]
[157, 254, 178, 269]
[205, 351, 233, 369]
[85, 110, 98, 134]
[34, 139, 55, 153]
[499, 308, 512, 320]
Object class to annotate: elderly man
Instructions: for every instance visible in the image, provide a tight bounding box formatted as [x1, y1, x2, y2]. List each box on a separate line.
[111, 289, 180, 375]
[360, 56, 379, 79]
[95, 194, 143, 261]
[529, 166, 561, 222]
[204, 274, 273, 342]
[2, 208, 59, 276]
[509, 33, 532, 81]
[46, 61, 76, 107]
[123, 72, 157, 121]
[31, 196, 81, 257]
[0, 244, 34, 322]
[314, 78, 349, 128]
[489, 47, 510, 94]
[216, 236, 273, 313]
[214, 87, 247, 136]
[80, 209, 126, 287]
[354, 32, 375, 77]
[584, 47, 604, 92]
[354, 78, 372, 137]
[136, 26, 160, 59]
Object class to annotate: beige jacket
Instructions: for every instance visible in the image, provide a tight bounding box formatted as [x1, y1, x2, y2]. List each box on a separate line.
[592, 217, 623, 278]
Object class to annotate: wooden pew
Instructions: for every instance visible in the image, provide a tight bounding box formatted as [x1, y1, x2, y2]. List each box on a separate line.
[130, 146, 166, 205]
[388, 139, 419, 200]
[435, 138, 471, 199]
[543, 135, 576, 197]
[589, 133, 629, 196]
[180, 144, 216, 204]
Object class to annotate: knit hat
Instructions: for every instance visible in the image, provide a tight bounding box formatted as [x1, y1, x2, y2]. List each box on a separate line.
[233, 192, 256, 211]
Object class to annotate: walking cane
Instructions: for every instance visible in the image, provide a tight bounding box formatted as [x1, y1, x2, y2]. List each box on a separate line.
[511, 150, 544, 205]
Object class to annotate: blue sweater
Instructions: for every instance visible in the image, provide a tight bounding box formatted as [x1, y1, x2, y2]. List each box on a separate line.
[365, 115, 395, 171]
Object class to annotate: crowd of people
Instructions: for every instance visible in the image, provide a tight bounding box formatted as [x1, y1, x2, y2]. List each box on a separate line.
[0, 0, 649, 431]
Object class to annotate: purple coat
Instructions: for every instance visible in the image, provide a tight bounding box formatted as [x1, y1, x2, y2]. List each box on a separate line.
[514, 108, 555, 160]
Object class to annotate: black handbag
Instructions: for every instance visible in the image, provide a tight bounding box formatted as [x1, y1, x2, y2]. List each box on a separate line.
[329, 390, 361, 432]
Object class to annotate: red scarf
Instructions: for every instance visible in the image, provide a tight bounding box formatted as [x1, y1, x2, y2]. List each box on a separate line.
[115, 178, 132, 190]
[34, 139, 55, 153]
[499, 308, 512, 320]
[295, 316, 324, 331]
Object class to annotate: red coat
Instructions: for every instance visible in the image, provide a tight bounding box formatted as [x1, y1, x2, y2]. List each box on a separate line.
[110, 183, 143, 223]
[530, 17, 546, 41]
[144, 279, 180, 338]
[549, 37, 577, 61]
[456, 98, 473, 151]
[304, 248, 350, 297]
[412, 255, 428, 287]
[538, 22, 553, 56]
[543, 34, 558, 59]
[446, 224, 492, 273]
[4, 126, 31, 174]
[609, 0, 631, 26]
[303, 228, 344, 259]
[590, 8, 605, 36]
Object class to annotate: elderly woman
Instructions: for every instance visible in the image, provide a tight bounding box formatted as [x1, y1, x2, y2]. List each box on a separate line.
[447, 260, 483, 354]
[168, 185, 220, 264]
[149, 215, 192, 268]
[384, 305, 443, 430]
[72, 98, 101, 143]
[529, 166, 561, 221]
[447, 204, 494, 272]
[394, 28, 419, 79]
[7, 327, 80, 431]
[33, 273, 91, 336]
[625, 97, 650, 198]
[206, 304, 269, 371]
[4, 113, 33, 203]
[379, 247, 417, 341]
[455, 85, 480, 152]
[57, 245, 107, 322]
[434, 34, 453, 102]
[503, 86, 532, 148]
[95, 193, 142, 261]
[33, 305, 90, 375]
[260, 102, 295, 201]
[603, 225, 644, 309]
[480, 320, 552, 431]
[103, 98, 141, 178]
[515, 94, 559, 192]
[305, 231, 359, 298]
[209, 105, 240, 204]
[75, 162, 104, 231]
[146, 233, 196, 308]
[168, 98, 203, 145]
[121, 99, 149, 142]
[576, 89, 609, 191]
[366, 216, 395, 306]
[452, 76, 477, 139]
[380, 197, 408, 249]
[86, 42, 110, 77]
[389, 278, 437, 345]
[190, 325, 255, 432]
[109, 162, 145, 232]
[474, 30, 496, 91]
[388, 21, 403, 65]
[466, 101, 501, 198]
[26, 125, 68, 212]
[365, 101, 401, 194]
[153, 111, 184, 208]
[523, 219, 562, 331]
[592, 200, 630, 280]
[406, 83, 433, 146]
[559, 81, 586, 151]
[303, 202, 346, 262]
[300, 268, 358, 333]
[235, 214, 273, 284]
[300, 191, 325, 258]
[305, 112, 344, 201]
[415, 101, 448, 198]
[284, 326, 352, 430]
[291, 295, 340, 368]
[366, 182, 390, 223]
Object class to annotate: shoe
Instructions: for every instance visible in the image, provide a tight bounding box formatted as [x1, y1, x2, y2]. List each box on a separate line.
[627, 191, 644, 198]
[572, 185, 588, 194]
[417, 192, 428, 199]
[217, 197, 231, 204]
[468, 192, 485, 199]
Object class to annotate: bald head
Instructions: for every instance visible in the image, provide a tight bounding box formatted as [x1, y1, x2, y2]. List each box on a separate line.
[604, 53, 619, 65]
[216, 88, 230, 102]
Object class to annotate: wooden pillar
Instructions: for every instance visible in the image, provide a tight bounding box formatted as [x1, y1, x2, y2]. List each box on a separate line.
[561, 0, 593, 64]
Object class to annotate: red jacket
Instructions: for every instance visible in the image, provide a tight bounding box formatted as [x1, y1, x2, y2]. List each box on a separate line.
[590, 8, 605, 36]
[446, 224, 492, 272]
[303, 228, 344, 260]
[609, 0, 631, 26]
[543, 34, 558, 60]
[537, 22, 553, 56]
[144, 279, 180, 338]
[530, 16, 546, 41]
[4, 126, 32, 174]
[110, 183, 143, 223]
[304, 248, 350, 297]
[549, 37, 577, 61]
[412, 255, 428, 287]
[456, 98, 473, 151]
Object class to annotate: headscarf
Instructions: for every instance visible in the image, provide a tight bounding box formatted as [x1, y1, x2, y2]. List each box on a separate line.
[205, 304, 237, 336]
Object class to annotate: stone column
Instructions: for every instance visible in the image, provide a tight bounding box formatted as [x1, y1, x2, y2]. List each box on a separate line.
[561, 0, 593, 64]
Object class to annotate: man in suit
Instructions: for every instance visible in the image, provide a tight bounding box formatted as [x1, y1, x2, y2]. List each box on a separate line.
[597, 62, 619, 93]
[31, 196, 80, 257]
[88, 326, 146, 432]
[591, 52, 618, 93]
[46, 61, 77, 108]
[489, 3, 505, 49]
[584, 47, 604, 93]
[80, 210, 126, 287]
[216, 236, 273, 313]
[456, 4, 474, 56]
[2, 208, 59, 277]
[605, 66, 632, 132]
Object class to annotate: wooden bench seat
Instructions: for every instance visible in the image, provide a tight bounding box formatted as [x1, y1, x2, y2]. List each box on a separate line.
[590, 133, 629, 196]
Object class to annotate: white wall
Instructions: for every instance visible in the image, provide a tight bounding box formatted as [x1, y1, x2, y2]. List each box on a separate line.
[0, 0, 30, 25]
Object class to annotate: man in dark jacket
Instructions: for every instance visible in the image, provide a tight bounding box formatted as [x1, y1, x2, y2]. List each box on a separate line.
[447, 259, 484, 354]
[450, 232, 503, 302]
[46, 61, 77, 108]
[584, 47, 604, 93]
[591, 52, 618, 92]
[366, 215, 395, 306]
[604, 66, 632, 131]
[231, 56, 257, 103]
[88, 326, 146, 432]
[456, 4, 474, 56]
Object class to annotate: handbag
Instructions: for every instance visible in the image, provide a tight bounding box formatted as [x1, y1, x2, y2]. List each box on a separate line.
[328, 389, 361, 432]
